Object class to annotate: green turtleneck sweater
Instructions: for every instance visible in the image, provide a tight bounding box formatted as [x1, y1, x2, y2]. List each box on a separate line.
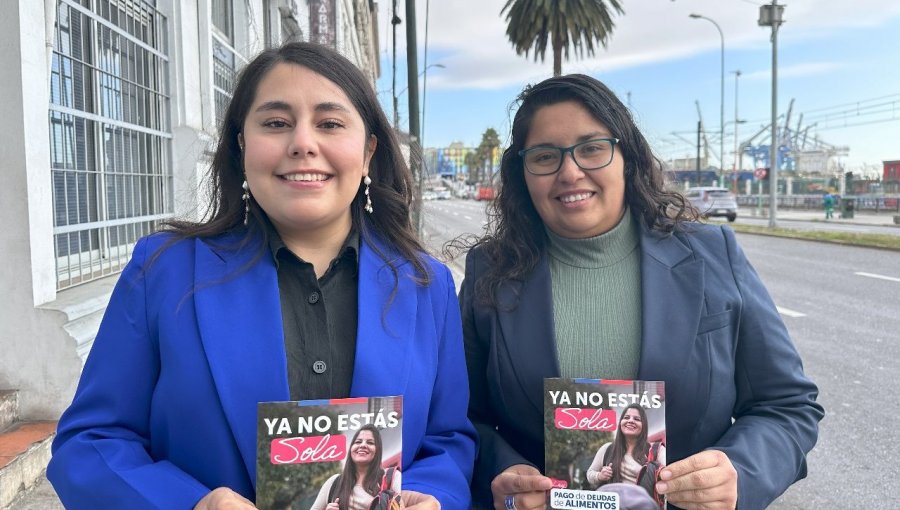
[547, 210, 642, 379]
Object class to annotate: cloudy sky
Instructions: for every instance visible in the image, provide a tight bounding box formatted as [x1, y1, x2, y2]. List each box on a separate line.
[374, 0, 900, 174]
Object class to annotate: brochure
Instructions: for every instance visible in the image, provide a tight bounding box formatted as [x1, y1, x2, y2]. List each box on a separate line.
[544, 378, 666, 510]
[256, 396, 403, 510]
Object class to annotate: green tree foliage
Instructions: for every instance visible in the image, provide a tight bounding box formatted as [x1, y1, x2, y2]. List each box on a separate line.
[543, 379, 612, 488]
[501, 0, 625, 76]
[477, 128, 502, 184]
[465, 151, 481, 185]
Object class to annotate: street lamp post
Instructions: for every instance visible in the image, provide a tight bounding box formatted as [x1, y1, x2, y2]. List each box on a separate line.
[395, 63, 445, 211]
[690, 13, 724, 187]
[732, 70, 741, 193]
[759, 1, 784, 228]
[394, 64, 445, 122]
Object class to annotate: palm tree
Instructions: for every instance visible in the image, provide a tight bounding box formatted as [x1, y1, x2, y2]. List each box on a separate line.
[464, 151, 481, 185]
[477, 128, 502, 183]
[501, 0, 625, 76]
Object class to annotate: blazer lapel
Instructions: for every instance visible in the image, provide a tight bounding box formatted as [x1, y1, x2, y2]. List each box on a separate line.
[350, 237, 413, 397]
[496, 253, 560, 416]
[194, 236, 289, 483]
[637, 227, 705, 383]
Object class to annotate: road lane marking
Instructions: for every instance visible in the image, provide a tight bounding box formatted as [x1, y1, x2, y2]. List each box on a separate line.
[776, 306, 806, 318]
[855, 272, 900, 283]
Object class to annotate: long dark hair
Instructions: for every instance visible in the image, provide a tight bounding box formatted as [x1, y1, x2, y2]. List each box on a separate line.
[607, 404, 650, 484]
[453, 74, 695, 305]
[333, 425, 384, 510]
[161, 42, 429, 284]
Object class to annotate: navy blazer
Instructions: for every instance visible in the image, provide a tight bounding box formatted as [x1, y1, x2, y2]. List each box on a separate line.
[49, 231, 476, 509]
[461, 220, 823, 510]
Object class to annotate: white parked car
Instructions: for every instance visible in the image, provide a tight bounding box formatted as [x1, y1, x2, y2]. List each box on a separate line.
[684, 186, 738, 222]
[433, 187, 452, 200]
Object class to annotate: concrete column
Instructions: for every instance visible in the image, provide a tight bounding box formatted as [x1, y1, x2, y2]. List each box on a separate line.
[0, 0, 84, 419]
[1, 0, 55, 308]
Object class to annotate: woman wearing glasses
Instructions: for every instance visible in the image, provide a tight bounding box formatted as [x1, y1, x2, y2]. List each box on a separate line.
[456, 74, 823, 510]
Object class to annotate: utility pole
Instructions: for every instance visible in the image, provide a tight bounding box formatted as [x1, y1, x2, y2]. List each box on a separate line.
[732, 70, 741, 193]
[391, 1, 400, 129]
[696, 120, 702, 185]
[405, 0, 422, 233]
[759, 1, 784, 228]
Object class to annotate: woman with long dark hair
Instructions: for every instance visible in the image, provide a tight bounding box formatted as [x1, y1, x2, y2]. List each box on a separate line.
[458, 74, 823, 510]
[586, 405, 663, 488]
[47, 42, 475, 510]
[311, 425, 400, 510]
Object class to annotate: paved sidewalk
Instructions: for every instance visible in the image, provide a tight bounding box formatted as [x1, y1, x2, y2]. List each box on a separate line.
[737, 206, 899, 227]
[7, 476, 62, 510]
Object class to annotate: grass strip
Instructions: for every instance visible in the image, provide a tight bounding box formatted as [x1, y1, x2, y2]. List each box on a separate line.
[727, 223, 900, 251]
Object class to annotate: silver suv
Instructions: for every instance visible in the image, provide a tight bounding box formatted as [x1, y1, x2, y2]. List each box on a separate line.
[684, 186, 738, 222]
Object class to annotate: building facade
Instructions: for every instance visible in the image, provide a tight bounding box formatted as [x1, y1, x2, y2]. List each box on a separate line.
[1, 0, 379, 420]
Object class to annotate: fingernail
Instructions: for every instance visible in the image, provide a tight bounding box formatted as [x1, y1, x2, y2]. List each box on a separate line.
[659, 470, 672, 481]
[655, 482, 667, 493]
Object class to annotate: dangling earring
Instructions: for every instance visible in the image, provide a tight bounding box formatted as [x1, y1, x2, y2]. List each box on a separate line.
[242, 180, 251, 225]
[363, 176, 374, 214]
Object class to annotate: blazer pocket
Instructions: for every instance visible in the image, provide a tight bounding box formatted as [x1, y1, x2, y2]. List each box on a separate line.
[696, 309, 732, 335]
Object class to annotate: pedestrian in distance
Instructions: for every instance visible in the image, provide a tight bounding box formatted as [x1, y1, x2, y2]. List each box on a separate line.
[454, 74, 824, 510]
[47, 41, 475, 510]
[823, 192, 835, 220]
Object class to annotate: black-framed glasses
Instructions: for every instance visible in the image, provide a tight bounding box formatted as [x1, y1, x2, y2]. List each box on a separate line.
[518, 138, 620, 175]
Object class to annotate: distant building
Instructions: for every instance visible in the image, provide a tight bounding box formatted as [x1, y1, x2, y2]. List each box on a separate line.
[424, 143, 475, 181]
[668, 156, 710, 172]
[1, 0, 378, 420]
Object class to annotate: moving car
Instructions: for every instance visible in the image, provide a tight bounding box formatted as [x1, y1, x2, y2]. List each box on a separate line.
[684, 186, 737, 222]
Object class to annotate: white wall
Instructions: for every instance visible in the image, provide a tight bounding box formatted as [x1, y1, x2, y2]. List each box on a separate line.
[0, 0, 84, 419]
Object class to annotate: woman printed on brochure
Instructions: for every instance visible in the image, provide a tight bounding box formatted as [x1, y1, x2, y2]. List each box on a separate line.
[310, 425, 401, 510]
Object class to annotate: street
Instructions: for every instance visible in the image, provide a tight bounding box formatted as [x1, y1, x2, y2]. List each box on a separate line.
[423, 199, 900, 510]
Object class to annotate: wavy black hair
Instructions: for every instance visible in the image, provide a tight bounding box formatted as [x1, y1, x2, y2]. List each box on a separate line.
[453, 74, 695, 305]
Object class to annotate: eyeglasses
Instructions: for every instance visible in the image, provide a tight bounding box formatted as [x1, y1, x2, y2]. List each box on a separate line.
[518, 138, 620, 175]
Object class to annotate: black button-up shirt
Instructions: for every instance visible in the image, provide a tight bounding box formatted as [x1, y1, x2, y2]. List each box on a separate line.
[264, 221, 359, 400]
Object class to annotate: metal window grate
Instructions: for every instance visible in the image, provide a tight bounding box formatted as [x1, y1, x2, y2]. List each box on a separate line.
[210, 30, 249, 127]
[49, 0, 171, 289]
[211, 0, 233, 41]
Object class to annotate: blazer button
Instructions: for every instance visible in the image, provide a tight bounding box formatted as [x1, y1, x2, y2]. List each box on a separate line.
[312, 360, 327, 374]
[308, 292, 320, 304]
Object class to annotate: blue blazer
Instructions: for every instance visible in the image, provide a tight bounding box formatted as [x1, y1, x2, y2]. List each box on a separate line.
[48, 231, 476, 509]
[461, 221, 823, 510]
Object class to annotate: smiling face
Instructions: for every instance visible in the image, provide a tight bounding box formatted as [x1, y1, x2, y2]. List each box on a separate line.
[522, 101, 626, 239]
[349, 429, 377, 467]
[619, 407, 644, 439]
[240, 63, 375, 241]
